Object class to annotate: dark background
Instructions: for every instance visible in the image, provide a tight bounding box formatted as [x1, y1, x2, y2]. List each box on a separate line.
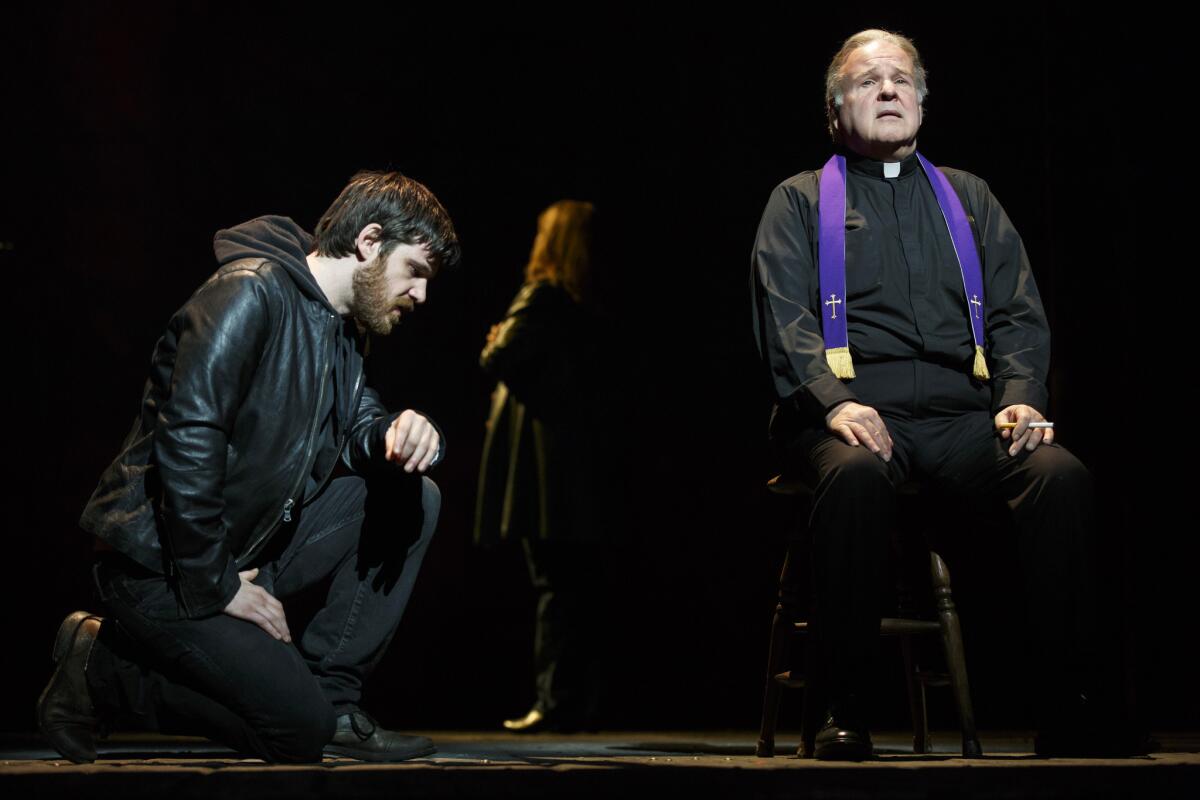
[2, 2, 1190, 735]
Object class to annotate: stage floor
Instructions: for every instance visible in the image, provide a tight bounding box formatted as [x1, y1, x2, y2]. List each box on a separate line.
[3, 730, 1198, 798]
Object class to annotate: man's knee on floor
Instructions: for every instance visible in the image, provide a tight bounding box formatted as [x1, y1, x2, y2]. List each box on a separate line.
[259, 703, 336, 763]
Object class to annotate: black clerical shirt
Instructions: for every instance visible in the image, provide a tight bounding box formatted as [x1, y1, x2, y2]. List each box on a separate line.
[751, 150, 1050, 423]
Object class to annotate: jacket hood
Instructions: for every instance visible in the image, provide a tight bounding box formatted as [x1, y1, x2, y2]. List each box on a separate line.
[212, 215, 332, 308]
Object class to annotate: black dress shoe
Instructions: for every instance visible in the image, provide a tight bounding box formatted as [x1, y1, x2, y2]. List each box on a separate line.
[813, 716, 873, 761]
[324, 709, 436, 762]
[37, 611, 103, 764]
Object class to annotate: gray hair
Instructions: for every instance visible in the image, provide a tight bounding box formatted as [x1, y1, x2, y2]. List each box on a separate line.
[825, 29, 928, 140]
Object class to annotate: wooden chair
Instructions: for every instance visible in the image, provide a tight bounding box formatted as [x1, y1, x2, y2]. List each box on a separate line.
[755, 475, 983, 758]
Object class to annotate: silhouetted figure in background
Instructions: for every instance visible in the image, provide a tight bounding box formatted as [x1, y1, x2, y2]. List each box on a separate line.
[475, 200, 610, 733]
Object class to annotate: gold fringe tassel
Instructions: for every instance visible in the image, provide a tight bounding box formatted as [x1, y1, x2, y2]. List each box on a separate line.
[972, 345, 990, 380]
[825, 347, 856, 380]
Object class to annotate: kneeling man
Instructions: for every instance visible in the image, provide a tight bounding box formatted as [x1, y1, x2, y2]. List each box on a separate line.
[39, 170, 460, 763]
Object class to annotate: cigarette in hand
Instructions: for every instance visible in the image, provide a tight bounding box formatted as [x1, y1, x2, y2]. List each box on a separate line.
[997, 421, 1054, 429]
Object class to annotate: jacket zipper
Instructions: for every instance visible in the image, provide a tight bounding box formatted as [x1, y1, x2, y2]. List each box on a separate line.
[237, 313, 338, 565]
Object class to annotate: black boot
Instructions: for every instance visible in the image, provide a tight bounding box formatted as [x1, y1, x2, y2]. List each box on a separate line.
[36, 612, 104, 763]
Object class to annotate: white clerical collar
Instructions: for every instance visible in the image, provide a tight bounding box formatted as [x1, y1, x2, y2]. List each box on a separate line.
[883, 161, 901, 179]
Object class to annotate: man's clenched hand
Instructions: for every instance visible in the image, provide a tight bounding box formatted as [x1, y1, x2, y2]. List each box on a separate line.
[384, 410, 440, 473]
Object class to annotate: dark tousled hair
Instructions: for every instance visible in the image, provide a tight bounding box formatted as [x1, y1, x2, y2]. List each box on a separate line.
[314, 170, 461, 270]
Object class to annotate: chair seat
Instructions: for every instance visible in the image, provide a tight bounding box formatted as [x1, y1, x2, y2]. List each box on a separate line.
[772, 671, 807, 689]
[766, 474, 808, 495]
[767, 473, 921, 496]
[773, 668, 949, 689]
[792, 619, 943, 636]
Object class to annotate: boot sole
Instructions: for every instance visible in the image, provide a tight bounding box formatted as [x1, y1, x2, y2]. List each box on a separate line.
[324, 744, 437, 762]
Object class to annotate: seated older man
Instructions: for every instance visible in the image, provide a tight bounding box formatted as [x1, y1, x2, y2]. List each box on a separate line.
[750, 29, 1135, 760]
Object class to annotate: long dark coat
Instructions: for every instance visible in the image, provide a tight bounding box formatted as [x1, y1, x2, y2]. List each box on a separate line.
[474, 281, 604, 545]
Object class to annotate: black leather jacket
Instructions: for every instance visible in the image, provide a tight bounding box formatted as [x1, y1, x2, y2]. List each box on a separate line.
[80, 216, 431, 618]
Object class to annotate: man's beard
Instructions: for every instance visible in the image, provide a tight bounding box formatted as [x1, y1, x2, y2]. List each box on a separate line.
[347, 254, 413, 336]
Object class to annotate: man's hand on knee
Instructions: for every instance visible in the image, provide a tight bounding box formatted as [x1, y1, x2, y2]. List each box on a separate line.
[995, 404, 1054, 456]
[384, 410, 440, 473]
[825, 401, 893, 462]
[223, 568, 292, 643]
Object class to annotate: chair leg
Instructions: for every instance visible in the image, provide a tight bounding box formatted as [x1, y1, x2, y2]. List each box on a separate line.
[900, 634, 930, 754]
[755, 606, 790, 757]
[930, 551, 983, 757]
[794, 623, 828, 758]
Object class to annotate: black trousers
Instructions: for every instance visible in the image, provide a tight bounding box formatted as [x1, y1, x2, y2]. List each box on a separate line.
[781, 360, 1099, 725]
[86, 472, 440, 763]
[521, 538, 608, 720]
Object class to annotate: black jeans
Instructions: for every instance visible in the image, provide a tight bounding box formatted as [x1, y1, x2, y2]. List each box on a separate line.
[521, 538, 608, 720]
[781, 360, 1099, 726]
[86, 472, 440, 762]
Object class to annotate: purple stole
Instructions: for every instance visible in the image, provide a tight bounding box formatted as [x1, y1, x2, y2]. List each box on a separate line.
[817, 153, 990, 381]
